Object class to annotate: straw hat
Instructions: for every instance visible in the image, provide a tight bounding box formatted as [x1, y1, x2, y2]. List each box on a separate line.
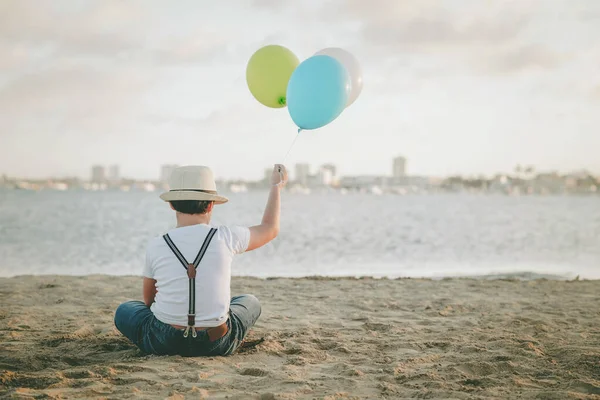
[159, 166, 228, 204]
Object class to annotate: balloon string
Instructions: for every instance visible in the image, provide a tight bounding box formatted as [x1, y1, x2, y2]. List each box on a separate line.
[282, 129, 301, 164]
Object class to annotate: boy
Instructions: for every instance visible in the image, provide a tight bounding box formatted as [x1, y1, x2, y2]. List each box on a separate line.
[114, 164, 287, 356]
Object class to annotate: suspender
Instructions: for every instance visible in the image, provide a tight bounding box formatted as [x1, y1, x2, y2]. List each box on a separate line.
[162, 228, 218, 338]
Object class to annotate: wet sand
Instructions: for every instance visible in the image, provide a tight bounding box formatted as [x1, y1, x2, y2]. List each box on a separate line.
[1, 276, 599, 399]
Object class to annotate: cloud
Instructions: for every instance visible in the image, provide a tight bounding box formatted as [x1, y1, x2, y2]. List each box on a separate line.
[251, 0, 287, 11]
[346, 2, 537, 71]
[245, 0, 571, 76]
[1, 0, 599, 179]
[0, 1, 145, 59]
[0, 0, 249, 138]
[0, 1, 242, 72]
[357, 9, 525, 49]
[591, 86, 600, 102]
[341, 1, 529, 40]
[144, 104, 263, 133]
[478, 44, 565, 74]
[328, 0, 589, 75]
[0, 63, 154, 137]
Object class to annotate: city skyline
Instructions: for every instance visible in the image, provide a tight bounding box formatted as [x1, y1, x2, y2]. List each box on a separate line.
[1, 2, 600, 180]
[1, 157, 598, 183]
[1, 157, 597, 197]
[83, 156, 596, 184]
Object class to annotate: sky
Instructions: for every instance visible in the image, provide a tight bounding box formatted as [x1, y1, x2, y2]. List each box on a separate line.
[1, 0, 599, 181]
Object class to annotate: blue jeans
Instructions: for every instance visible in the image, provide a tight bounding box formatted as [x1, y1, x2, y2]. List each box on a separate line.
[114, 295, 261, 356]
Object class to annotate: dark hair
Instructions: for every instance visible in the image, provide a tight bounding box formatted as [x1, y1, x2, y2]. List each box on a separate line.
[170, 200, 212, 215]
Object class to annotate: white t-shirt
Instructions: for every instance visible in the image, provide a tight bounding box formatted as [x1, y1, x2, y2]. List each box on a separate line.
[143, 224, 250, 327]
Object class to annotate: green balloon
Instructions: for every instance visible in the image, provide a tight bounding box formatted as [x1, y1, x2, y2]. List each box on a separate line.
[246, 45, 299, 108]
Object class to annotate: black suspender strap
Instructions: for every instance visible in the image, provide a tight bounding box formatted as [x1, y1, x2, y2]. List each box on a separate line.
[193, 228, 217, 268]
[162, 228, 218, 338]
[187, 228, 217, 334]
[163, 234, 188, 269]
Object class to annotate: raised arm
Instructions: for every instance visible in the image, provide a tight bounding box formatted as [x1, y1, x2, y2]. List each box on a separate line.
[247, 164, 288, 252]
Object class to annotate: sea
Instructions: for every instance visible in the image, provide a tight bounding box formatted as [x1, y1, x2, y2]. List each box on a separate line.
[0, 189, 598, 280]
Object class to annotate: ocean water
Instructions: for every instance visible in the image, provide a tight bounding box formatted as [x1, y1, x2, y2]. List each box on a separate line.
[0, 189, 598, 279]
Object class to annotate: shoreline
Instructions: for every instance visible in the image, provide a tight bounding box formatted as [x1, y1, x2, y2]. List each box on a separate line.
[1, 276, 599, 398]
[0, 272, 596, 281]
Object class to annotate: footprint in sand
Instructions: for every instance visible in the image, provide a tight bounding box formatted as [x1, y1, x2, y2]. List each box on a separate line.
[239, 368, 269, 377]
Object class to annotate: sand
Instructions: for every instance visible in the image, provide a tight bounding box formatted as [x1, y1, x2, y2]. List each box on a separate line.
[0, 276, 599, 399]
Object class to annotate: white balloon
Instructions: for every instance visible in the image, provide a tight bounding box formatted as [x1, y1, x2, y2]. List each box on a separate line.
[314, 47, 363, 107]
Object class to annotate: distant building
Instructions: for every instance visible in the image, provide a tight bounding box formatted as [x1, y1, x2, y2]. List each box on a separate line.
[321, 164, 337, 178]
[340, 175, 389, 191]
[108, 165, 120, 183]
[390, 175, 432, 191]
[393, 156, 406, 178]
[263, 168, 272, 184]
[91, 165, 106, 183]
[160, 164, 179, 184]
[317, 166, 334, 186]
[295, 163, 310, 186]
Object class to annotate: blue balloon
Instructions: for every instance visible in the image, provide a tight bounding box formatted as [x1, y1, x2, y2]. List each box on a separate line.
[286, 55, 349, 130]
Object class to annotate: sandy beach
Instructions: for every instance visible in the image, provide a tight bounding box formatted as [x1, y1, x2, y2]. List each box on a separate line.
[1, 276, 599, 399]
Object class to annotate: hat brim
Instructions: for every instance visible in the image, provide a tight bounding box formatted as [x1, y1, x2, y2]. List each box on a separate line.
[159, 190, 228, 204]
